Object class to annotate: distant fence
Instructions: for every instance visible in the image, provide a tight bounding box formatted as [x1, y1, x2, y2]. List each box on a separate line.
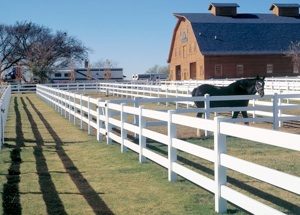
[161, 76, 300, 93]
[37, 84, 300, 214]
[0, 85, 11, 148]
[9, 81, 300, 128]
[9, 76, 300, 95]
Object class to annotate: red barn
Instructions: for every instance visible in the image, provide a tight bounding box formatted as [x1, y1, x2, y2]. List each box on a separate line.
[167, 3, 300, 80]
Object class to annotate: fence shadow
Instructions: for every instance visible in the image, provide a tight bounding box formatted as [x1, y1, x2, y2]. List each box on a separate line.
[146, 141, 300, 214]
[2, 97, 23, 214]
[21, 97, 67, 215]
[26, 97, 114, 215]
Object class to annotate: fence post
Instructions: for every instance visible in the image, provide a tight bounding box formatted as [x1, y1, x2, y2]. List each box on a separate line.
[54, 90, 58, 112]
[204, 94, 211, 136]
[105, 101, 112, 144]
[214, 116, 227, 213]
[139, 106, 146, 163]
[96, 99, 102, 142]
[87, 96, 91, 135]
[157, 86, 160, 105]
[73, 95, 76, 125]
[133, 97, 139, 138]
[278, 93, 282, 128]
[68, 92, 71, 122]
[166, 86, 169, 106]
[252, 98, 256, 123]
[121, 103, 128, 153]
[273, 93, 279, 130]
[168, 110, 177, 182]
[60, 91, 63, 116]
[64, 92, 67, 119]
[80, 94, 83, 129]
[186, 86, 190, 109]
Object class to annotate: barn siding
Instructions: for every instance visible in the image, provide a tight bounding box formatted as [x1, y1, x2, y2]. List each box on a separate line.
[169, 19, 205, 80]
[204, 55, 294, 79]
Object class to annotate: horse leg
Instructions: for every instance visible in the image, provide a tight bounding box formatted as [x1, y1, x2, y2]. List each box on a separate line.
[196, 112, 203, 118]
[196, 112, 203, 137]
[241, 111, 249, 125]
[232, 111, 239, 119]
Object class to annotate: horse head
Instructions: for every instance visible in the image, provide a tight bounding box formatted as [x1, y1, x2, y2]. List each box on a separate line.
[254, 75, 265, 97]
[237, 75, 265, 97]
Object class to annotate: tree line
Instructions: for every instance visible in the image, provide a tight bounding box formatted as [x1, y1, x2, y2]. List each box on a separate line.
[0, 21, 88, 82]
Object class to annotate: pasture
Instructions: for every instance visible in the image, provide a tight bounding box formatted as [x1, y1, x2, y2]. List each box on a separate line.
[0, 94, 233, 214]
[1, 82, 299, 214]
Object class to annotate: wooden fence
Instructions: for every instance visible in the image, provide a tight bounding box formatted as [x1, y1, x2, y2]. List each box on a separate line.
[36, 84, 300, 214]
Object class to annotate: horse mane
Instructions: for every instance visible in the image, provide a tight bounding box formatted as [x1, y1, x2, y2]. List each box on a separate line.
[191, 87, 198, 97]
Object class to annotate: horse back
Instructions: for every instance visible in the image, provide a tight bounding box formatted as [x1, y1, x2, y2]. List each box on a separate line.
[192, 84, 224, 97]
[192, 83, 249, 108]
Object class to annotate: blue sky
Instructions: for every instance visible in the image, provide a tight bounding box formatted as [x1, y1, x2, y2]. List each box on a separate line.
[0, 0, 292, 78]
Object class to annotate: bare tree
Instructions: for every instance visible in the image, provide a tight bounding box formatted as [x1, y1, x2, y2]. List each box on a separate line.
[146, 65, 169, 74]
[0, 23, 25, 73]
[25, 30, 88, 82]
[92, 59, 118, 68]
[0, 21, 88, 82]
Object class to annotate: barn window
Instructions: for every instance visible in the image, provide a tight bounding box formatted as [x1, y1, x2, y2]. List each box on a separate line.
[236, 64, 244, 75]
[266, 64, 273, 74]
[54, 73, 61, 77]
[64, 73, 70, 77]
[214, 64, 222, 76]
[293, 63, 299, 74]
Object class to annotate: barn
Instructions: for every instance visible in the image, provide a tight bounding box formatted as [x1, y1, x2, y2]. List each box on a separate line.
[167, 3, 300, 80]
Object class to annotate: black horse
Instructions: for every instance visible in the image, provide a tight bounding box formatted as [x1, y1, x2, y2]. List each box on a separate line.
[191, 76, 265, 122]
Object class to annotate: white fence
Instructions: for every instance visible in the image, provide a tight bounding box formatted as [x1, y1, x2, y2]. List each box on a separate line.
[70, 81, 300, 130]
[161, 77, 300, 93]
[0, 85, 11, 148]
[37, 84, 300, 214]
[9, 76, 300, 95]
[10, 81, 300, 129]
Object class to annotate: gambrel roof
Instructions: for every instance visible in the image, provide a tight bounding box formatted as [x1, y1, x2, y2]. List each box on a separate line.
[168, 13, 300, 61]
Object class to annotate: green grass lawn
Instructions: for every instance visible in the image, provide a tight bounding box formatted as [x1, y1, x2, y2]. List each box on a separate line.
[0, 94, 221, 215]
[0, 94, 299, 214]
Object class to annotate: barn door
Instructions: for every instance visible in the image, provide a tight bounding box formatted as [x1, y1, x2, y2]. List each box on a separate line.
[190, 62, 196, 79]
[175, 65, 181, 80]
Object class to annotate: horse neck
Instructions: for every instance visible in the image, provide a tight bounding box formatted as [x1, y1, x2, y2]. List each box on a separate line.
[233, 79, 256, 95]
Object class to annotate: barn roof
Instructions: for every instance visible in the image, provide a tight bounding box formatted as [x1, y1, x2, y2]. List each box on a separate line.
[173, 13, 300, 56]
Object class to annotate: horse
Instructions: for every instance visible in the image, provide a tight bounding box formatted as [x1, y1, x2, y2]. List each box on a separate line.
[191, 76, 265, 123]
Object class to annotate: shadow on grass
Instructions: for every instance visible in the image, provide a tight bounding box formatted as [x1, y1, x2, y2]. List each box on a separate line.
[146, 141, 300, 214]
[26, 97, 114, 215]
[2, 97, 23, 214]
[21, 97, 67, 215]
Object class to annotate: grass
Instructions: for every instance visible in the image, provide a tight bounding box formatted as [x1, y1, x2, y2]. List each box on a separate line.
[0, 94, 221, 215]
[0, 93, 299, 214]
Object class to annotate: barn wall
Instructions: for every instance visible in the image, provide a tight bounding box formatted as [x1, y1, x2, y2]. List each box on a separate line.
[169, 19, 205, 80]
[204, 55, 296, 79]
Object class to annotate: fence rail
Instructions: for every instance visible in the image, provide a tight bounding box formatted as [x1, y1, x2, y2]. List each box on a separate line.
[37, 84, 300, 214]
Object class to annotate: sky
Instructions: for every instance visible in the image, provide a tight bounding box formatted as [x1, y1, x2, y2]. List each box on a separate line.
[0, 0, 293, 78]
